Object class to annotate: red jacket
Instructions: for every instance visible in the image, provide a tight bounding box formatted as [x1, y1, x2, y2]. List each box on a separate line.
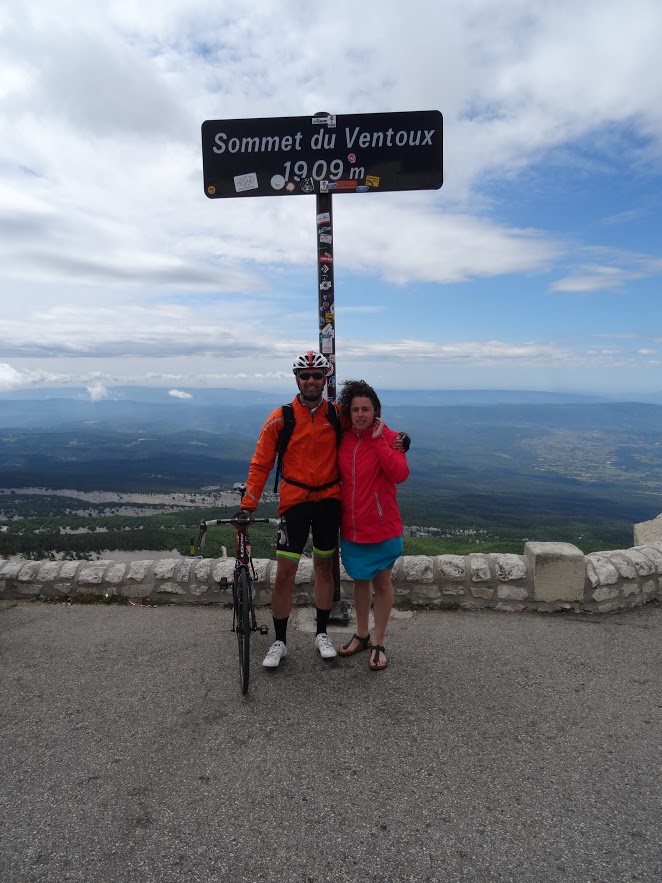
[338, 423, 409, 544]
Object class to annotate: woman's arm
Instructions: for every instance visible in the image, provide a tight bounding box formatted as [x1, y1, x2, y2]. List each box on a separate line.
[372, 421, 409, 484]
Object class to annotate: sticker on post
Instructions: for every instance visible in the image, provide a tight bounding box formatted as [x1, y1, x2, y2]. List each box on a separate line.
[366, 175, 380, 188]
[234, 172, 258, 193]
[317, 212, 331, 225]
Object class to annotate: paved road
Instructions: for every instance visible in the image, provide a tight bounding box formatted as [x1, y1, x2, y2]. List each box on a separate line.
[1, 600, 661, 883]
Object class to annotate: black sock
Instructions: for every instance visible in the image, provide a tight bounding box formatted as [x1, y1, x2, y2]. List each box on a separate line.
[316, 607, 331, 635]
[273, 616, 288, 644]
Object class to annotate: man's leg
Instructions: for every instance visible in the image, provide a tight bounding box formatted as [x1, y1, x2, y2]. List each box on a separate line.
[311, 499, 344, 640]
[313, 554, 334, 611]
[263, 508, 305, 669]
[272, 556, 299, 620]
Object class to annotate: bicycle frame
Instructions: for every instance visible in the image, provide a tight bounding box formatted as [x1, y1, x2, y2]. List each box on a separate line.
[195, 508, 271, 695]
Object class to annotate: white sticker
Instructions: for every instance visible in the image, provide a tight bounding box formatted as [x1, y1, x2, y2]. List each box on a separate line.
[234, 172, 258, 193]
[271, 174, 285, 190]
[317, 212, 330, 224]
[319, 233, 332, 244]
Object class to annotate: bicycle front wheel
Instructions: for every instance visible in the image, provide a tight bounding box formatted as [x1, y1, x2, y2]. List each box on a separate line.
[236, 567, 251, 695]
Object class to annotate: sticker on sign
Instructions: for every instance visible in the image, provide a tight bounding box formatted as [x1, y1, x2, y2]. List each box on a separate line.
[234, 172, 259, 193]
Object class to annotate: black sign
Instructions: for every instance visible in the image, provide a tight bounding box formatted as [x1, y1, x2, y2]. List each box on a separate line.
[201, 110, 443, 199]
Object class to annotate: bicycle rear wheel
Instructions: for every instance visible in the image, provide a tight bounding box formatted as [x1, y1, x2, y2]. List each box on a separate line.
[235, 567, 251, 695]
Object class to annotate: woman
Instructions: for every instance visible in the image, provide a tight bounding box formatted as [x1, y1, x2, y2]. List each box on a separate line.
[336, 380, 409, 671]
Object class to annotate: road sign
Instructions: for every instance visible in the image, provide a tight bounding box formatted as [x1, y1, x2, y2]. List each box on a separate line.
[201, 110, 443, 198]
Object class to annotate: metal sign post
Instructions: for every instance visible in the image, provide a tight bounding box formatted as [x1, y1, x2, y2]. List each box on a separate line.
[316, 190, 336, 401]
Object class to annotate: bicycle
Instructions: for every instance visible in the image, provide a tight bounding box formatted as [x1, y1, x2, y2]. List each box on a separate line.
[196, 500, 272, 696]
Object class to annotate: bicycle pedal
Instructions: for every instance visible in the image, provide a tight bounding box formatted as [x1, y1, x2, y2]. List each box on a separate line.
[259, 625, 269, 635]
[329, 600, 352, 624]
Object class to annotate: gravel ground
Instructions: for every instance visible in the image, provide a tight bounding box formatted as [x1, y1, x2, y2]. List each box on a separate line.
[1, 600, 661, 883]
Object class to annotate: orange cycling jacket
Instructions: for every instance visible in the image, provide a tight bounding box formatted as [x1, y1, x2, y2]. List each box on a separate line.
[240, 396, 350, 515]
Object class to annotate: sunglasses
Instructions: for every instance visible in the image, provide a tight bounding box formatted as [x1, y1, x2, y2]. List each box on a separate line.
[297, 372, 325, 381]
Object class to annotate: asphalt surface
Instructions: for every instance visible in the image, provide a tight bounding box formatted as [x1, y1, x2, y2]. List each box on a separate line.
[1, 599, 661, 883]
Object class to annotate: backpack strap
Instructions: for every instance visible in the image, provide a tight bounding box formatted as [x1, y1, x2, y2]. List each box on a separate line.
[273, 404, 295, 493]
[326, 400, 342, 447]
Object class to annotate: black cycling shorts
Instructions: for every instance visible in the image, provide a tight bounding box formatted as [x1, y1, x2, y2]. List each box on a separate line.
[276, 499, 341, 563]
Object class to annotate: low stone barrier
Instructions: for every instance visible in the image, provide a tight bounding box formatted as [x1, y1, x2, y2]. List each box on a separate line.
[2, 541, 661, 613]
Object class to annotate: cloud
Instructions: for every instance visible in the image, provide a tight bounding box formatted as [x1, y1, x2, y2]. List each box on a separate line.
[168, 388, 193, 399]
[551, 250, 662, 293]
[0, 362, 25, 390]
[86, 382, 108, 401]
[0, 362, 64, 390]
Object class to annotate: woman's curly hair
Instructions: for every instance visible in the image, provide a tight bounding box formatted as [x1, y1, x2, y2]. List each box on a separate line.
[338, 379, 381, 418]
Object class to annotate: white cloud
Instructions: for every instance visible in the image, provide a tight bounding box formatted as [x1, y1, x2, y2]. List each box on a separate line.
[168, 388, 193, 399]
[86, 382, 108, 401]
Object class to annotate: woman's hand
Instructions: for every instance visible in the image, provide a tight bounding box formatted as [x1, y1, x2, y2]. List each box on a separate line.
[371, 418, 385, 439]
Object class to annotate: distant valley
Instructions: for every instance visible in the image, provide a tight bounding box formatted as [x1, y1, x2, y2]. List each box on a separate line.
[1, 387, 661, 557]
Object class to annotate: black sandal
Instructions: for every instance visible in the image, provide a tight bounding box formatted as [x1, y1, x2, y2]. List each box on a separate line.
[338, 633, 372, 657]
[369, 645, 388, 671]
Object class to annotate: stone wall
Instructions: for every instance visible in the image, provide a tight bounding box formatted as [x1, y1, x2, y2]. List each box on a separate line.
[2, 540, 662, 614]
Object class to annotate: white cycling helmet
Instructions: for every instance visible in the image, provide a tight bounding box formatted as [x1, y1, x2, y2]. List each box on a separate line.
[292, 351, 332, 375]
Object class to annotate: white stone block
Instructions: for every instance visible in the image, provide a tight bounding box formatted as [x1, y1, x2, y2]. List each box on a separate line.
[158, 582, 186, 594]
[18, 563, 40, 582]
[194, 559, 211, 582]
[154, 559, 178, 580]
[59, 562, 79, 579]
[402, 555, 434, 583]
[177, 560, 193, 582]
[492, 554, 527, 582]
[634, 545, 662, 574]
[127, 561, 153, 582]
[37, 562, 62, 581]
[608, 553, 638, 580]
[525, 542, 585, 603]
[78, 562, 109, 586]
[469, 556, 491, 583]
[585, 554, 619, 587]
[592, 586, 618, 603]
[623, 549, 655, 577]
[105, 563, 127, 585]
[642, 579, 658, 597]
[212, 560, 235, 583]
[436, 555, 466, 582]
[497, 584, 528, 601]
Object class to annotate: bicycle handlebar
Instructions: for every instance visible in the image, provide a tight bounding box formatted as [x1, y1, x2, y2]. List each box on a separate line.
[200, 517, 277, 527]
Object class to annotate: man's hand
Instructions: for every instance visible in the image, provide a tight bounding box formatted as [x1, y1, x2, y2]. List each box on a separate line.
[392, 432, 411, 453]
[232, 509, 252, 525]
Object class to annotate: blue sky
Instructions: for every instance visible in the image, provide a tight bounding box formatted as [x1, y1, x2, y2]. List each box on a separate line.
[1, 0, 661, 398]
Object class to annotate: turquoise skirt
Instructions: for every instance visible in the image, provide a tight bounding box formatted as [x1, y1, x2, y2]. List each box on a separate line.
[340, 536, 403, 581]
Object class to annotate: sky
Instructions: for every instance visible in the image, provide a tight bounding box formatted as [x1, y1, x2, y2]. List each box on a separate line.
[1, 0, 662, 398]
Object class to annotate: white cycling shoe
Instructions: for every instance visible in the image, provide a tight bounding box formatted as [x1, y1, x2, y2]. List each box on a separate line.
[314, 632, 337, 660]
[262, 640, 288, 668]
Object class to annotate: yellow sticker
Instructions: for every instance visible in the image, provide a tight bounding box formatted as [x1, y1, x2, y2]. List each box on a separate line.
[366, 175, 380, 187]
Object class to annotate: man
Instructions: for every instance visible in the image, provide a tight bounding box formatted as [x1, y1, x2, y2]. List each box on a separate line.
[238, 351, 408, 670]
